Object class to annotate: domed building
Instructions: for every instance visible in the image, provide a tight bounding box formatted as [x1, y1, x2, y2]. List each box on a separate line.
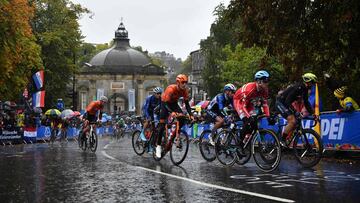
[76, 22, 166, 114]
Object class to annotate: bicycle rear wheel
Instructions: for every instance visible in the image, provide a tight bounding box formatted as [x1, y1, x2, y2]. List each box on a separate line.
[170, 130, 190, 165]
[215, 130, 237, 166]
[252, 129, 281, 172]
[132, 130, 146, 155]
[293, 129, 323, 168]
[50, 129, 56, 144]
[89, 131, 98, 152]
[199, 130, 217, 162]
[81, 133, 87, 151]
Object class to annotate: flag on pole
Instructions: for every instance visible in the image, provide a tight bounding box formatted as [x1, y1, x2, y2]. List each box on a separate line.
[314, 83, 321, 136]
[32, 90, 45, 108]
[32, 70, 44, 90]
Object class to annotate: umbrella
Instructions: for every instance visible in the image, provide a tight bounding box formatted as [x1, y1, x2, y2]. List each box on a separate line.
[61, 109, 74, 119]
[196, 100, 210, 109]
[45, 109, 61, 117]
[71, 111, 81, 117]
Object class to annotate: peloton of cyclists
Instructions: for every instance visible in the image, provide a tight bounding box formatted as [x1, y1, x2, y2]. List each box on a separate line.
[207, 83, 237, 146]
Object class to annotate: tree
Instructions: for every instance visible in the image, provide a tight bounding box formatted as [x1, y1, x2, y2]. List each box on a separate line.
[225, 0, 360, 109]
[32, 0, 89, 108]
[0, 0, 42, 100]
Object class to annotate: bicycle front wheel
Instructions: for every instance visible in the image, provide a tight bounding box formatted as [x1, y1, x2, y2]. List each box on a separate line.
[132, 130, 146, 156]
[252, 129, 281, 172]
[170, 130, 190, 165]
[293, 129, 323, 168]
[89, 131, 98, 152]
[199, 130, 217, 162]
[215, 130, 237, 166]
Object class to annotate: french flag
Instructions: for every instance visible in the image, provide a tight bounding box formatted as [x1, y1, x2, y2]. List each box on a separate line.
[32, 90, 45, 107]
[32, 70, 44, 90]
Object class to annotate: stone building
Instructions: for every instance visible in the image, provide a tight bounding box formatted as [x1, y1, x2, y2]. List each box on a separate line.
[189, 49, 207, 103]
[76, 22, 166, 114]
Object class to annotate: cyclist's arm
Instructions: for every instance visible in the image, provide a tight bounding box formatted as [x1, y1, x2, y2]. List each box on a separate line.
[241, 98, 251, 118]
[144, 97, 151, 119]
[184, 100, 192, 116]
[302, 90, 314, 115]
[263, 99, 270, 117]
[217, 95, 227, 116]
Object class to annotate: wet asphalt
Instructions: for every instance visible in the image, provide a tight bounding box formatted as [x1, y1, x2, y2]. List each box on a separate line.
[0, 135, 360, 203]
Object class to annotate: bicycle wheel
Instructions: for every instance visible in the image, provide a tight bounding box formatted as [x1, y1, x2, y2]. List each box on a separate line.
[252, 129, 281, 172]
[293, 129, 323, 168]
[81, 133, 87, 151]
[50, 129, 56, 144]
[89, 131, 98, 152]
[236, 143, 251, 165]
[132, 130, 146, 155]
[170, 130, 190, 165]
[78, 132, 83, 148]
[215, 130, 237, 166]
[199, 130, 217, 162]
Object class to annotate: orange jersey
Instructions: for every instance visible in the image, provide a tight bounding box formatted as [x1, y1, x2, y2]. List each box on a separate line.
[86, 101, 104, 115]
[161, 84, 189, 103]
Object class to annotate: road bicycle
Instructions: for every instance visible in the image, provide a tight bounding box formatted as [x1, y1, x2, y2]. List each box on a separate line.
[79, 121, 98, 152]
[215, 114, 282, 172]
[274, 113, 323, 168]
[153, 113, 192, 166]
[132, 121, 157, 155]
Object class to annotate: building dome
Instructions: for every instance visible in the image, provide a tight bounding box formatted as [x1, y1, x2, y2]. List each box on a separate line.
[88, 22, 151, 70]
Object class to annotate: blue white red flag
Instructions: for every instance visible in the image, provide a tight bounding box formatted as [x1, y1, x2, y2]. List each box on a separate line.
[32, 70, 44, 90]
[32, 90, 45, 107]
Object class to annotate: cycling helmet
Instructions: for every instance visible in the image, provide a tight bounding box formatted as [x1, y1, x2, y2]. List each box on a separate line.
[100, 96, 108, 103]
[176, 74, 188, 84]
[334, 86, 347, 98]
[153, 87, 163, 94]
[302, 73, 318, 83]
[254, 70, 270, 80]
[224, 83, 236, 92]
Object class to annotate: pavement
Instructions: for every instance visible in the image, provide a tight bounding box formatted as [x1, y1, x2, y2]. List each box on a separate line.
[0, 136, 360, 202]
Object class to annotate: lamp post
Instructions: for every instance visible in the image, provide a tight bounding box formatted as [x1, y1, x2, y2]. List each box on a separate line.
[72, 52, 77, 111]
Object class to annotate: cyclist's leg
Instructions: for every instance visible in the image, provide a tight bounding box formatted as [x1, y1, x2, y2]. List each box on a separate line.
[275, 100, 295, 141]
[140, 119, 149, 141]
[156, 102, 169, 157]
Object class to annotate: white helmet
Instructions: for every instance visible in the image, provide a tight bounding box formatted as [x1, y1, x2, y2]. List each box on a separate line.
[100, 96, 108, 103]
[224, 83, 236, 92]
[153, 87, 163, 94]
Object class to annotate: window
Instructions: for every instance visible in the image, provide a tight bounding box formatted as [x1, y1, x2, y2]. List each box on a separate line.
[81, 92, 87, 110]
[111, 82, 125, 89]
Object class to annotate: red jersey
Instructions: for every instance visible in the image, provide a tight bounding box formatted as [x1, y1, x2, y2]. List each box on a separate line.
[86, 101, 104, 115]
[233, 82, 269, 118]
[161, 84, 189, 103]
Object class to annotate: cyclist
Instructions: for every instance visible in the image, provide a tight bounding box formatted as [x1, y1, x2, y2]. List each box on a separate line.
[234, 70, 273, 151]
[140, 87, 163, 141]
[207, 83, 237, 145]
[81, 96, 108, 139]
[155, 74, 193, 158]
[275, 73, 319, 145]
[334, 86, 359, 113]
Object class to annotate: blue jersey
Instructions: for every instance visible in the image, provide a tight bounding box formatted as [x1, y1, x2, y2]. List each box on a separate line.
[142, 95, 160, 120]
[207, 93, 233, 116]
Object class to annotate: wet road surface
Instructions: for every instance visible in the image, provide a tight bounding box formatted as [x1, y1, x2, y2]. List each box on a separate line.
[0, 136, 360, 202]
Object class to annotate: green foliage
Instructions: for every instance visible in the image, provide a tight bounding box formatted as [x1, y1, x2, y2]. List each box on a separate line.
[32, 0, 89, 108]
[0, 0, 42, 100]
[200, 0, 360, 110]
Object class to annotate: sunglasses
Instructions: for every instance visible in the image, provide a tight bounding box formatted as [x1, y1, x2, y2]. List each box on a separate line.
[181, 81, 188, 84]
[257, 79, 269, 84]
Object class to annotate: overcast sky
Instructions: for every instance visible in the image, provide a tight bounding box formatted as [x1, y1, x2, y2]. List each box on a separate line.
[71, 0, 230, 60]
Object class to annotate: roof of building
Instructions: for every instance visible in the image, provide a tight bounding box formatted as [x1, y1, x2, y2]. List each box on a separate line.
[82, 22, 164, 75]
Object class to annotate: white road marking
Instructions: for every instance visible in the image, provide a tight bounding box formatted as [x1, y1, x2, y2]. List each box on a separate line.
[101, 147, 295, 203]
